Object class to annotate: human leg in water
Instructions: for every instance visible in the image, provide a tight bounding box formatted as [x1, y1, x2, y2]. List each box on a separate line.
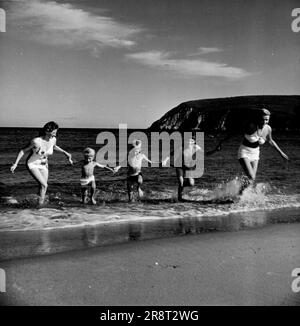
[127, 178, 135, 202]
[81, 187, 89, 204]
[90, 180, 97, 205]
[137, 174, 144, 199]
[238, 158, 259, 193]
[29, 167, 48, 205]
[176, 168, 184, 201]
[176, 168, 195, 201]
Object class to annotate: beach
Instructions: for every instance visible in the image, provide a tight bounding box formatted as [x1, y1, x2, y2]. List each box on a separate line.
[1, 128, 300, 260]
[1, 221, 300, 306]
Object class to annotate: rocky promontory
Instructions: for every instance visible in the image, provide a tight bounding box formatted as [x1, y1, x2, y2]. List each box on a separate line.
[149, 95, 300, 132]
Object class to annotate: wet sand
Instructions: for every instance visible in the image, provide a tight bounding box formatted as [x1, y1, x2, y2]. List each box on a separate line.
[1, 222, 300, 306]
[0, 205, 299, 261]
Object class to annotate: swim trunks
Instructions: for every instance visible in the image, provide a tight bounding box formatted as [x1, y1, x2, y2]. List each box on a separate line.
[127, 173, 142, 183]
[80, 175, 95, 186]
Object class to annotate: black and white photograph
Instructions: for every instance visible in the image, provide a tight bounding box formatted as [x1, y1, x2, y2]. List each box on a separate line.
[0, 0, 300, 310]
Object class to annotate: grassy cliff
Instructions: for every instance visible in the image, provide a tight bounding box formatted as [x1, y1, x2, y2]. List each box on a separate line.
[149, 95, 300, 132]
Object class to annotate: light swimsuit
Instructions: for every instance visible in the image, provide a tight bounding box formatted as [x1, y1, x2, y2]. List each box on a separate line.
[80, 175, 95, 186]
[127, 153, 146, 177]
[238, 128, 265, 162]
[27, 137, 56, 170]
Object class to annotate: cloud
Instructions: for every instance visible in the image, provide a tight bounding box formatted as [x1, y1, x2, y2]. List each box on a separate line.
[9, 0, 142, 54]
[189, 47, 222, 56]
[126, 51, 251, 79]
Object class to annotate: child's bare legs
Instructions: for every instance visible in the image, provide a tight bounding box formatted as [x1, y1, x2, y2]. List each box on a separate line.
[176, 168, 195, 201]
[29, 167, 48, 205]
[176, 168, 185, 201]
[137, 174, 144, 198]
[176, 168, 184, 201]
[127, 175, 143, 202]
[81, 187, 89, 204]
[90, 180, 97, 205]
[81, 180, 97, 204]
[127, 178, 134, 202]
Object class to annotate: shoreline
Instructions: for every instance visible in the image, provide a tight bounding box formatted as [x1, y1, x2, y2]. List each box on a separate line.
[1, 194, 300, 232]
[0, 206, 299, 261]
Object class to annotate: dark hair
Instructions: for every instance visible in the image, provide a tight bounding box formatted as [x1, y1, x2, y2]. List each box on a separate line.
[39, 121, 59, 136]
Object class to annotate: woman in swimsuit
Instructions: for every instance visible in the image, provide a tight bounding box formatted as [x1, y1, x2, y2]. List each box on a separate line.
[210, 108, 289, 188]
[10, 121, 73, 205]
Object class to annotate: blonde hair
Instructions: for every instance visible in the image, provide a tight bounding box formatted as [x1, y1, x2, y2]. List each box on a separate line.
[83, 147, 95, 157]
[261, 108, 271, 116]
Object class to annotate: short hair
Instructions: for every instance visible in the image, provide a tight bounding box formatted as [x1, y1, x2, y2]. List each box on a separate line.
[261, 108, 271, 116]
[83, 147, 95, 157]
[132, 139, 142, 148]
[39, 121, 59, 136]
[43, 121, 59, 132]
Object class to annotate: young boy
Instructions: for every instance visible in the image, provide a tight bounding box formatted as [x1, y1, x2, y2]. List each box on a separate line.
[162, 137, 206, 201]
[79, 147, 116, 204]
[115, 139, 152, 202]
[126, 140, 152, 202]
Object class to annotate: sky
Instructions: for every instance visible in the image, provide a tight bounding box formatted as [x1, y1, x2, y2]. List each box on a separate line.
[0, 0, 299, 128]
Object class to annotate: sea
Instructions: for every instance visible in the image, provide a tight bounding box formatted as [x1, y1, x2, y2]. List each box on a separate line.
[0, 128, 300, 231]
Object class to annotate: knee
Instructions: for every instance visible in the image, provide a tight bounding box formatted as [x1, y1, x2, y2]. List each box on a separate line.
[41, 183, 48, 190]
[189, 179, 195, 187]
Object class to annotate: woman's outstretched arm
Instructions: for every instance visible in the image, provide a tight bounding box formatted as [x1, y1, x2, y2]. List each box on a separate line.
[206, 133, 234, 156]
[10, 141, 35, 173]
[53, 141, 73, 164]
[267, 127, 289, 160]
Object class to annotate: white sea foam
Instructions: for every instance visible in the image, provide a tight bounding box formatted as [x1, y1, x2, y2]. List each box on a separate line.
[1, 187, 299, 231]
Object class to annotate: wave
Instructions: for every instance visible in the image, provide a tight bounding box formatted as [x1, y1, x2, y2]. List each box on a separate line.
[0, 177, 300, 231]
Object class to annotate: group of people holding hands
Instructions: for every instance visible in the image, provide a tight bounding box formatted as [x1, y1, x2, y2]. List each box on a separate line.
[10, 108, 289, 205]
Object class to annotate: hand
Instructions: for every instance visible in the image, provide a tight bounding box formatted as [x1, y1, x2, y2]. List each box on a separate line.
[281, 152, 289, 161]
[206, 145, 221, 156]
[10, 163, 17, 173]
[66, 153, 73, 165]
[113, 166, 121, 173]
[68, 156, 73, 165]
[162, 157, 169, 167]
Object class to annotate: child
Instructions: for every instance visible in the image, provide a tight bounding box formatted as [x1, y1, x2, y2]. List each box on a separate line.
[78, 147, 116, 204]
[115, 139, 152, 202]
[126, 140, 152, 202]
[162, 137, 209, 201]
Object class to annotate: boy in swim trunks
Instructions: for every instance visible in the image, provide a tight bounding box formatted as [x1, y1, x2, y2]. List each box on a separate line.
[126, 140, 152, 202]
[162, 137, 205, 201]
[78, 148, 116, 204]
[115, 140, 153, 202]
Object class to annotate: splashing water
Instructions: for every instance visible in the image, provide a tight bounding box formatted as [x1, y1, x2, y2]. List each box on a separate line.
[239, 182, 271, 204]
[211, 177, 242, 201]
